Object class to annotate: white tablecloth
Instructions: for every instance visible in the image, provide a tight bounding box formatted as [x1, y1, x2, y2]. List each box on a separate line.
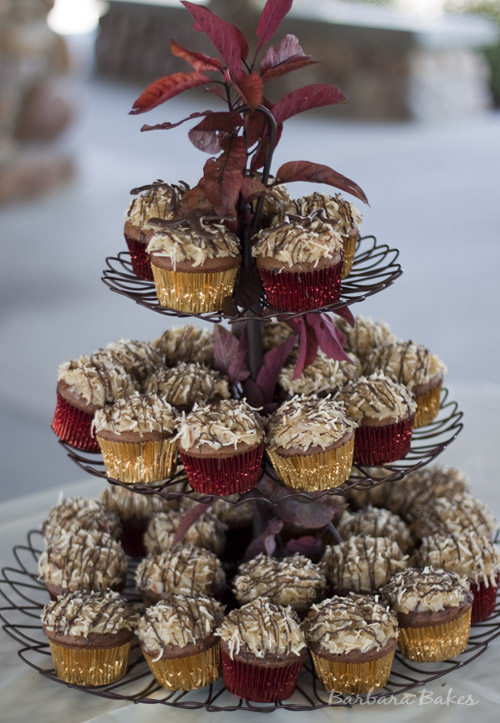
[1, 382, 500, 723]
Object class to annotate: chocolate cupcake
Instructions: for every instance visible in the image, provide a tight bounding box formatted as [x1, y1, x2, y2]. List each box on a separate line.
[337, 506, 414, 553]
[277, 350, 361, 398]
[42, 497, 122, 544]
[144, 509, 227, 556]
[336, 315, 396, 365]
[153, 325, 214, 366]
[143, 362, 231, 411]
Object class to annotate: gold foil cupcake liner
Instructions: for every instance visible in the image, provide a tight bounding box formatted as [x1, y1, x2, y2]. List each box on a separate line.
[151, 265, 238, 313]
[267, 437, 354, 491]
[311, 648, 395, 694]
[398, 608, 471, 662]
[341, 235, 357, 279]
[414, 383, 442, 428]
[144, 643, 221, 690]
[97, 438, 177, 483]
[49, 640, 132, 686]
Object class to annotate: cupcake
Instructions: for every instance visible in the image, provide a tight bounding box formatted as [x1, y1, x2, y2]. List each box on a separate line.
[137, 594, 225, 690]
[266, 396, 357, 492]
[343, 467, 394, 510]
[336, 506, 414, 553]
[135, 543, 226, 605]
[38, 528, 127, 599]
[153, 325, 214, 366]
[175, 399, 265, 495]
[336, 315, 396, 365]
[124, 179, 188, 280]
[251, 216, 344, 311]
[232, 553, 326, 615]
[407, 493, 497, 541]
[216, 597, 307, 702]
[259, 179, 292, 226]
[365, 341, 447, 428]
[413, 530, 500, 623]
[144, 509, 227, 556]
[321, 535, 408, 595]
[52, 354, 136, 452]
[381, 567, 473, 662]
[277, 350, 361, 398]
[261, 320, 295, 353]
[143, 362, 231, 411]
[93, 392, 177, 484]
[42, 590, 139, 686]
[335, 373, 416, 464]
[147, 216, 241, 313]
[303, 593, 398, 694]
[42, 497, 122, 544]
[101, 338, 164, 386]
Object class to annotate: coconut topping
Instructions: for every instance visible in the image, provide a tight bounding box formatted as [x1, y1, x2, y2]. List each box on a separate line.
[42, 590, 139, 637]
[147, 219, 240, 269]
[233, 553, 326, 610]
[92, 392, 176, 437]
[57, 355, 137, 407]
[125, 180, 188, 229]
[303, 593, 398, 655]
[278, 350, 361, 396]
[251, 218, 342, 269]
[101, 484, 178, 523]
[262, 321, 295, 352]
[282, 192, 362, 237]
[335, 373, 417, 424]
[382, 567, 471, 614]
[210, 496, 255, 529]
[137, 595, 225, 658]
[143, 363, 231, 409]
[153, 325, 214, 366]
[216, 597, 306, 660]
[175, 399, 265, 452]
[365, 341, 447, 390]
[336, 315, 397, 362]
[383, 465, 470, 519]
[101, 339, 164, 381]
[144, 510, 227, 556]
[337, 507, 413, 553]
[261, 181, 292, 218]
[408, 493, 497, 540]
[42, 497, 122, 543]
[267, 395, 357, 453]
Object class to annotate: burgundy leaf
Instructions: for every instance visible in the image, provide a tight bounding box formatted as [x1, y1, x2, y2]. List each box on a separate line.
[203, 135, 246, 216]
[188, 111, 243, 154]
[243, 518, 283, 561]
[286, 317, 318, 379]
[275, 160, 369, 205]
[334, 306, 355, 327]
[242, 378, 265, 408]
[240, 175, 266, 201]
[250, 123, 283, 171]
[140, 111, 211, 133]
[285, 535, 324, 563]
[181, 1, 243, 79]
[213, 325, 240, 378]
[177, 182, 213, 216]
[170, 39, 223, 72]
[130, 72, 210, 115]
[306, 313, 352, 362]
[173, 501, 215, 546]
[231, 23, 249, 60]
[256, 0, 294, 51]
[206, 86, 224, 100]
[260, 34, 316, 82]
[246, 110, 267, 147]
[235, 73, 264, 111]
[257, 473, 343, 529]
[255, 334, 298, 403]
[228, 327, 251, 384]
[272, 83, 346, 125]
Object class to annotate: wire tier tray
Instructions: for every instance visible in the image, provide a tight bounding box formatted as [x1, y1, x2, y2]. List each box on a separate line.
[59, 388, 463, 506]
[101, 235, 402, 323]
[1, 528, 499, 712]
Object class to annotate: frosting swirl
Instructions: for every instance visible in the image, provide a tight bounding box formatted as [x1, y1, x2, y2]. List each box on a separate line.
[42, 497, 122, 543]
[92, 392, 176, 437]
[278, 350, 361, 396]
[42, 590, 139, 637]
[143, 363, 231, 409]
[147, 220, 240, 269]
[125, 180, 188, 229]
[144, 510, 227, 556]
[153, 325, 214, 366]
[382, 566, 471, 614]
[251, 218, 342, 269]
[175, 399, 265, 452]
[57, 354, 136, 408]
[365, 341, 447, 390]
[335, 373, 417, 423]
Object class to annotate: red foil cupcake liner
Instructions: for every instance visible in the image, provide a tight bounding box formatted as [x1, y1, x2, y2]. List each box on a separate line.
[354, 417, 413, 465]
[221, 650, 304, 702]
[51, 392, 99, 452]
[124, 235, 154, 281]
[179, 444, 265, 496]
[259, 261, 342, 312]
[471, 578, 498, 623]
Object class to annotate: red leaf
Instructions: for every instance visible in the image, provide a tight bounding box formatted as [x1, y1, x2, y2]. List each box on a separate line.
[334, 306, 355, 328]
[243, 518, 283, 561]
[275, 160, 369, 205]
[255, 334, 298, 404]
[213, 326, 239, 378]
[173, 501, 215, 546]
[242, 379, 265, 408]
[260, 35, 316, 83]
[177, 182, 213, 216]
[140, 111, 211, 133]
[306, 313, 352, 362]
[285, 535, 324, 562]
[256, 0, 294, 51]
[250, 123, 283, 171]
[272, 83, 346, 125]
[170, 39, 223, 73]
[286, 317, 318, 378]
[203, 135, 246, 216]
[231, 23, 249, 60]
[130, 72, 210, 114]
[188, 111, 243, 153]
[181, 1, 243, 79]
[228, 327, 251, 384]
[235, 73, 264, 111]
[240, 175, 266, 201]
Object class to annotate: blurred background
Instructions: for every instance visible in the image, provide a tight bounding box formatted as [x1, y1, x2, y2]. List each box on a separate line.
[1, 0, 499, 501]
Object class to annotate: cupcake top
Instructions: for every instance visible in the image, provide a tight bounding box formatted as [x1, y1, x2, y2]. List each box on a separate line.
[251, 218, 342, 269]
[216, 597, 306, 660]
[261, 180, 292, 218]
[335, 373, 417, 424]
[337, 507, 413, 553]
[233, 553, 327, 610]
[144, 510, 227, 556]
[303, 593, 398, 655]
[147, 218, 240, 269]
[102, 339, 164, 381]
[101, 484, 178, 523]
[413, 530, 500, 587]
[153, 325, 214, 366]
[42, 497, 122, 543]
[175, 399, 265, 452]
[382, 567, 471, 614]
[408, 493, 497, 541]
[42, 590, 139, 637]
[344, 467, 394, 510]
[137, 594, 225, 657]
[143, 363, 231, 410]
[278, 350, 361, 397]
[337, 315, 397, 362]
[38, 529, 127, 592]
[92, 392, 176, 437]
[210, 496, 255, 529]
[364, 341, 447, 390]
[322, 535, 408, 593]
[267, 395, 357, 454]
[125, 180, 187, 229]
[261, 321, 295, 352]
[283, 192, 362, 237]
[135, 543, 226, 598]
[57, 355, 136, 408]
[383, 465, 470, 519]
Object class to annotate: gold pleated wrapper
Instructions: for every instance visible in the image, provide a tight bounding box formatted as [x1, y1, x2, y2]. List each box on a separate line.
[398, 608, 472, 662]
[97, 437, 177, 483]
[413, 382, 442, 428]
[151, 265, 238, 313]
[48, 640, 132, 686]
[267, 437, 354, 491]
[144, 642, 221, 691]
[311, 648, 395, 694]
[341, 235, 357, 279]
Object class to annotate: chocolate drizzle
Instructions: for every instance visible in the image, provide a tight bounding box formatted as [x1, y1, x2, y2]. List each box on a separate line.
[42, 590, 138, 637]
[252, 217, 342, 268]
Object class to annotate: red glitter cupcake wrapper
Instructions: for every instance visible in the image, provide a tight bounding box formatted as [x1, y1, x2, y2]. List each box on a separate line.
[51, 392, 99, 452]
[354, 417, 413, 465]
[179, 444, 265, 496]
[259, 261, 342, 312]
[124, 235, 154, 281]
[471, 578, 498, 623]
[221, 650, 304, 703]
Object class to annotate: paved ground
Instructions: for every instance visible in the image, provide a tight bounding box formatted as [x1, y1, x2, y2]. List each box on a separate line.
[1, 68, 499, 501]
